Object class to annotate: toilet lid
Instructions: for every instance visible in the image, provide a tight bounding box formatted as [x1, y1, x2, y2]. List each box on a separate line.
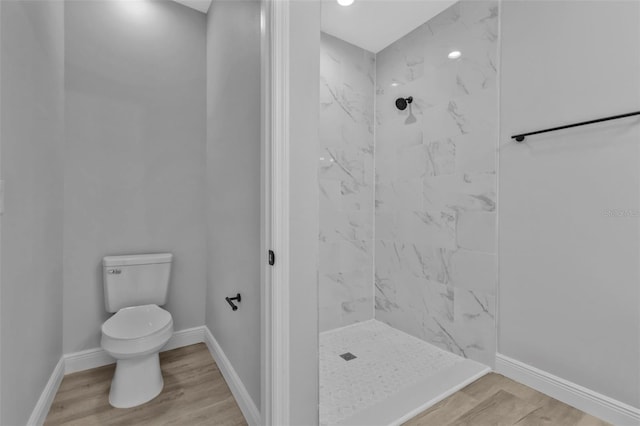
[102, 304, 172, 340]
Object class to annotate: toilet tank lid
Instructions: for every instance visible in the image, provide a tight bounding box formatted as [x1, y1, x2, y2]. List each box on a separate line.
[103, 253, 173, 267]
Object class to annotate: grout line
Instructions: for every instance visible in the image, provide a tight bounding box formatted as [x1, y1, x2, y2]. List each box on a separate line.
[372, 49, 377, 323]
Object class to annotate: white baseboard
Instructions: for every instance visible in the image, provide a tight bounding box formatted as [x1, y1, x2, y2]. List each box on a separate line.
[29, 327, 207, 424]
[31, 326, 260, 426]
[63, 326, 206, 375]
[204, 327, 261, 426]
[496, 353, 640, 426]
[27, 357, 65, 426]
[163, 326, 206, 352]
[63, 347, 115, 375]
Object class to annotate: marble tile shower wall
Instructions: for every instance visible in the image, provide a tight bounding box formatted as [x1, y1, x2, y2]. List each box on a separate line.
[374, 1, 499, 366]
[318, 33, 376, 332]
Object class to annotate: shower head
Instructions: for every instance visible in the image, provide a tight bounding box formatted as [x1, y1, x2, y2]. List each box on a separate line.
[395, 96, 413, 111]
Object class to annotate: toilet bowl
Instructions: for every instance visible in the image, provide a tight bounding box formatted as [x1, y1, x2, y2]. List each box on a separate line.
[101, 304, 173, 408]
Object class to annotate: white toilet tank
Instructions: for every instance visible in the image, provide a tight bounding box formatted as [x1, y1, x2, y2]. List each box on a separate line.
[103, 253, 173, 313]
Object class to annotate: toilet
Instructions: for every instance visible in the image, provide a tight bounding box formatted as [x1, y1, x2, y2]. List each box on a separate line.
[100, 253, 174, 408]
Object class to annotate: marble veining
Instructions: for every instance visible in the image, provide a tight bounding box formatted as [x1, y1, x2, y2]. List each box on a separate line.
[374, 0, 499, 366]
[319, 1, 499, 367]
[319, 33, 375, 332]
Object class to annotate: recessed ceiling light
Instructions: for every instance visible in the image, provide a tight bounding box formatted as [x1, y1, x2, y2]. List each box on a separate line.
[448, 50, 462, 59]
[391, 82, 399, 87]
[337, 0, 354, 6]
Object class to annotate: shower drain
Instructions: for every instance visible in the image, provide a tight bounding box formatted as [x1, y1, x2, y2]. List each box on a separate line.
[339, 352, 357, 361]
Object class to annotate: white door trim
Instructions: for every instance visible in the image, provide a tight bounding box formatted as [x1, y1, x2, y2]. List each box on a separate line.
[260, 0, 271, 423]
[261, 0, 291, 424]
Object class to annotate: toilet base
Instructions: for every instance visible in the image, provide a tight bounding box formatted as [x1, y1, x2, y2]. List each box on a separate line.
[109, 353, 164, 408]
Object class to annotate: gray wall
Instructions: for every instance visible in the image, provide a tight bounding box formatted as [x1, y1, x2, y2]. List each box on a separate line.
[64, 0, 207, 353]
[205, 0, 261, 408]
[289, 2, 320, 423]
[499, 0, 640, 407]
[0, 1, 65, 424]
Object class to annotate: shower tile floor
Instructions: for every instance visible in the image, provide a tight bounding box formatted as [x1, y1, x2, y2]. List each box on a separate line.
[320, 320, 489, 426]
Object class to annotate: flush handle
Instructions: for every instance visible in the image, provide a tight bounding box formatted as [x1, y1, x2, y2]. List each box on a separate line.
[107, 269, 122, 275]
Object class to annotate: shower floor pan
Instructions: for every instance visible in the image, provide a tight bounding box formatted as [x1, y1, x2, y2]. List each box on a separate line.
[319, 320, 489, 426]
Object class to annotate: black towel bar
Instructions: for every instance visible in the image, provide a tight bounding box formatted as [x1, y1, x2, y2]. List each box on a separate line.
[512, 111, 640, 142]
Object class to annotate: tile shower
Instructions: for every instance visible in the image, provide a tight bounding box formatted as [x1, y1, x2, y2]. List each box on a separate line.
[318, 32, 376, 332]
[319, 1, 498, 424]
[374, 0, 498, 367]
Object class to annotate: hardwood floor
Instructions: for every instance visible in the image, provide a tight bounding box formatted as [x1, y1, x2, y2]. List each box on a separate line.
[404, 373, 611, 426]
[44, 343, 247, 426]
[45, 345, 609, 426]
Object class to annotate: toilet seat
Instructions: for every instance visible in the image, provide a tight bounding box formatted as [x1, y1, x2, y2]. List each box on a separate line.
[103, 304, 172, 340]
[101, 304, 173, 359]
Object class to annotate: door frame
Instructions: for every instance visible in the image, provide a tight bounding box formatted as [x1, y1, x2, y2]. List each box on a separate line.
[261, 0, 290, 424]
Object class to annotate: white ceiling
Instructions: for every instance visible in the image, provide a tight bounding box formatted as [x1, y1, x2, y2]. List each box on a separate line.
[321, 0, 458, 53]
[171, 0, 456, 53]
[173, 0, 211, 14]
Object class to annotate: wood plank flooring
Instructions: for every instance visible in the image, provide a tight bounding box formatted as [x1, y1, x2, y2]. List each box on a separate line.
[404, 373, 611, 426]
[45, 344, 610, 426]
[45, 343, 247, 426]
